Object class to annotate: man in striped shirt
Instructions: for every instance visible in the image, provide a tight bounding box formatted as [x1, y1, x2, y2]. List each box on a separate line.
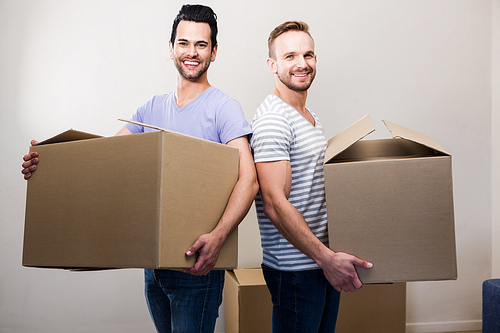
[250, 21, 373, 333]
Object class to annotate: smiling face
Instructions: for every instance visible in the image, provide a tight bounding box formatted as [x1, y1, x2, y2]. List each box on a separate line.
[169, 20, 217, 82]
[269, 30, 317, 92]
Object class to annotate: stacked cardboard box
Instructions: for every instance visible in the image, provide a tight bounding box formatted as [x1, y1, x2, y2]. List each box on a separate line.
[224, 268, 406, 333]
[225, 269, 272, 333]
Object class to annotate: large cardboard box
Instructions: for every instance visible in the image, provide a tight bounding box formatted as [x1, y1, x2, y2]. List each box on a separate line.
[224, 268, 272, 333]
[224, 268, 406, 333]
[324, 115, 457, 283]
[23, 128, 239, 269]
[336, 283, 406, 333]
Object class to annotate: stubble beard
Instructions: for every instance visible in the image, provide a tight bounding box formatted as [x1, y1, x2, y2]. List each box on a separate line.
[277, 68, 316, 92]
[174, 56, 211, 81]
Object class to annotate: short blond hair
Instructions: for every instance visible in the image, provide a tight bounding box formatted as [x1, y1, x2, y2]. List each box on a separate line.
[268, 21, 312, 58]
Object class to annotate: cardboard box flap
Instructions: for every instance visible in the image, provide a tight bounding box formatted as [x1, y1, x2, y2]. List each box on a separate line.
[382, 120, 449, 155]
[119, 118, 207, 142]
[38, 129, 102, 145]
[119, 118, 168, 132]
[233, 268, 267, 286]
[325, 114, 375, 163]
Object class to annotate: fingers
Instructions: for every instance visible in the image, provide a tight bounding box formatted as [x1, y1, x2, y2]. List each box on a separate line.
[22, 164, 37, 180]
[21, 140, 40, 180]
[338, 275, 362, 293]
[184, 261, 211, 276]
[184, 254, 214, 276]
[186, 235, 205, 257]
[341, 257, 372, 291]
[351, 276, 363, 291]
[184, 234, 220, 276]
[21, 152, 39, 180]
[23, 170, 34, 180]
[21, 160, 38, 171]
[340, 256, 372, 291]
[23, 151, 38, 163]
[324, 252, 372, 293]
[184, 237, 208, 276]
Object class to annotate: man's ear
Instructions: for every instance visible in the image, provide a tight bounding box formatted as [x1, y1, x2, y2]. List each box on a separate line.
[267, 58, 277, 74]
[168, 40, 174, 60]
[211, 44, 218, 62]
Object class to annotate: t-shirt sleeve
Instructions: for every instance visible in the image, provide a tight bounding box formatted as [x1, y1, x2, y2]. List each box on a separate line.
[217, 98, 252, 144]
[125, 100, 150, 134]
[250, 112, 293, 163]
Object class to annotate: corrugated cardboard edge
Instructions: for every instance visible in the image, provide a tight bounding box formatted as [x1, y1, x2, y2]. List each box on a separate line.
[157, 132, 165, 268]
[224, 270, 240, 333]
[382, 119, 450, 155]
[37, 129, 102, 145]
[325, 114, 375, 163]
[119, 118, 168, 132]
[119, 119, 233, 149]
[233, 268, 267, 286]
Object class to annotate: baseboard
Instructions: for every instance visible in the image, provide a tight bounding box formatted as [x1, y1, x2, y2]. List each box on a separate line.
[406, 319, 482, 332]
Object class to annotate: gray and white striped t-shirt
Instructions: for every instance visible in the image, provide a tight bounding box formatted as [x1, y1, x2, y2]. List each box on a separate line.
[250, 94, 329, 271]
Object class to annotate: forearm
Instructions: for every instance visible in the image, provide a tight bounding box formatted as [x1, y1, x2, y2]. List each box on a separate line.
[115, 126, 133, 136]
[210, 176, 258, 244]
[264, 198, 332, 267]
[209, 136, 259, 246]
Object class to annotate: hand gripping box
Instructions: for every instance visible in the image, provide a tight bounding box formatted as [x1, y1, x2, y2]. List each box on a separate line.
[324, 115, 457, 283]
[23, 127, 239, 270]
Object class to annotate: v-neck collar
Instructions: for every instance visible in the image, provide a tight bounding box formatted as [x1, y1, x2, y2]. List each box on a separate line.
[173, 86, 214, 112]
[272, 94, 318, 129]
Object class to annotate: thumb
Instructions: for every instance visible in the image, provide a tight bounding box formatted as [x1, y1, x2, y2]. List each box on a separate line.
[186, 238, 204, 256]
[354, 257, 373, 269]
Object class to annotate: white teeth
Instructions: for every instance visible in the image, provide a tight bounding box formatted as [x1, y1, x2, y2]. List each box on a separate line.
[184, 61, 199, 65]
[293, 73, 308, 77]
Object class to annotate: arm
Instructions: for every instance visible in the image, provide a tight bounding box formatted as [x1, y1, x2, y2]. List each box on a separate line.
[256, 160, 372, 292]
[115, 126, 133, 136]
[184, 135, 259, 276]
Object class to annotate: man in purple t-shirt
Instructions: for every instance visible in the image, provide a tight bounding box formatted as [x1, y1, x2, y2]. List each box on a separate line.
[22, 5, 258, 333]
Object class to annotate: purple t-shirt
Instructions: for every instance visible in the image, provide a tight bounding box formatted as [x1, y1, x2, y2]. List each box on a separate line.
[126, 87, 251, 144]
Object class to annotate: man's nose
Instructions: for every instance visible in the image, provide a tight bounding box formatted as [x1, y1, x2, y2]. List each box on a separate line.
[187, 44, 198, 57]
[295, 56, 307, 69]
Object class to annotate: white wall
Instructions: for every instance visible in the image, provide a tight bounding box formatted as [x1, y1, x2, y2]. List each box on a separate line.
[0, 1, 494, 332]
[492, 0, 500, 279]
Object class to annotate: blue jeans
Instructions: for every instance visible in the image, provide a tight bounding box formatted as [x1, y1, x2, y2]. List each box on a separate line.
[262, 264, 341, 333]
[144, 269, 224, 333]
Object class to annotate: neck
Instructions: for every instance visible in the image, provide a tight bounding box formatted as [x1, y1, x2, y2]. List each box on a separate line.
[273, 78, 315, 126]
[272, 80, 308, 114]
[175, 73, 211, 108]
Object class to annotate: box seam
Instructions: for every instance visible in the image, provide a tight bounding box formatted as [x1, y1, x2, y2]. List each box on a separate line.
[157, 132, 163, 268]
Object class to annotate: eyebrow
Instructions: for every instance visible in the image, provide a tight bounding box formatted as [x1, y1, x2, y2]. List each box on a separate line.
[282, 50, 315, 57]
[176, 38, 209, 44]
